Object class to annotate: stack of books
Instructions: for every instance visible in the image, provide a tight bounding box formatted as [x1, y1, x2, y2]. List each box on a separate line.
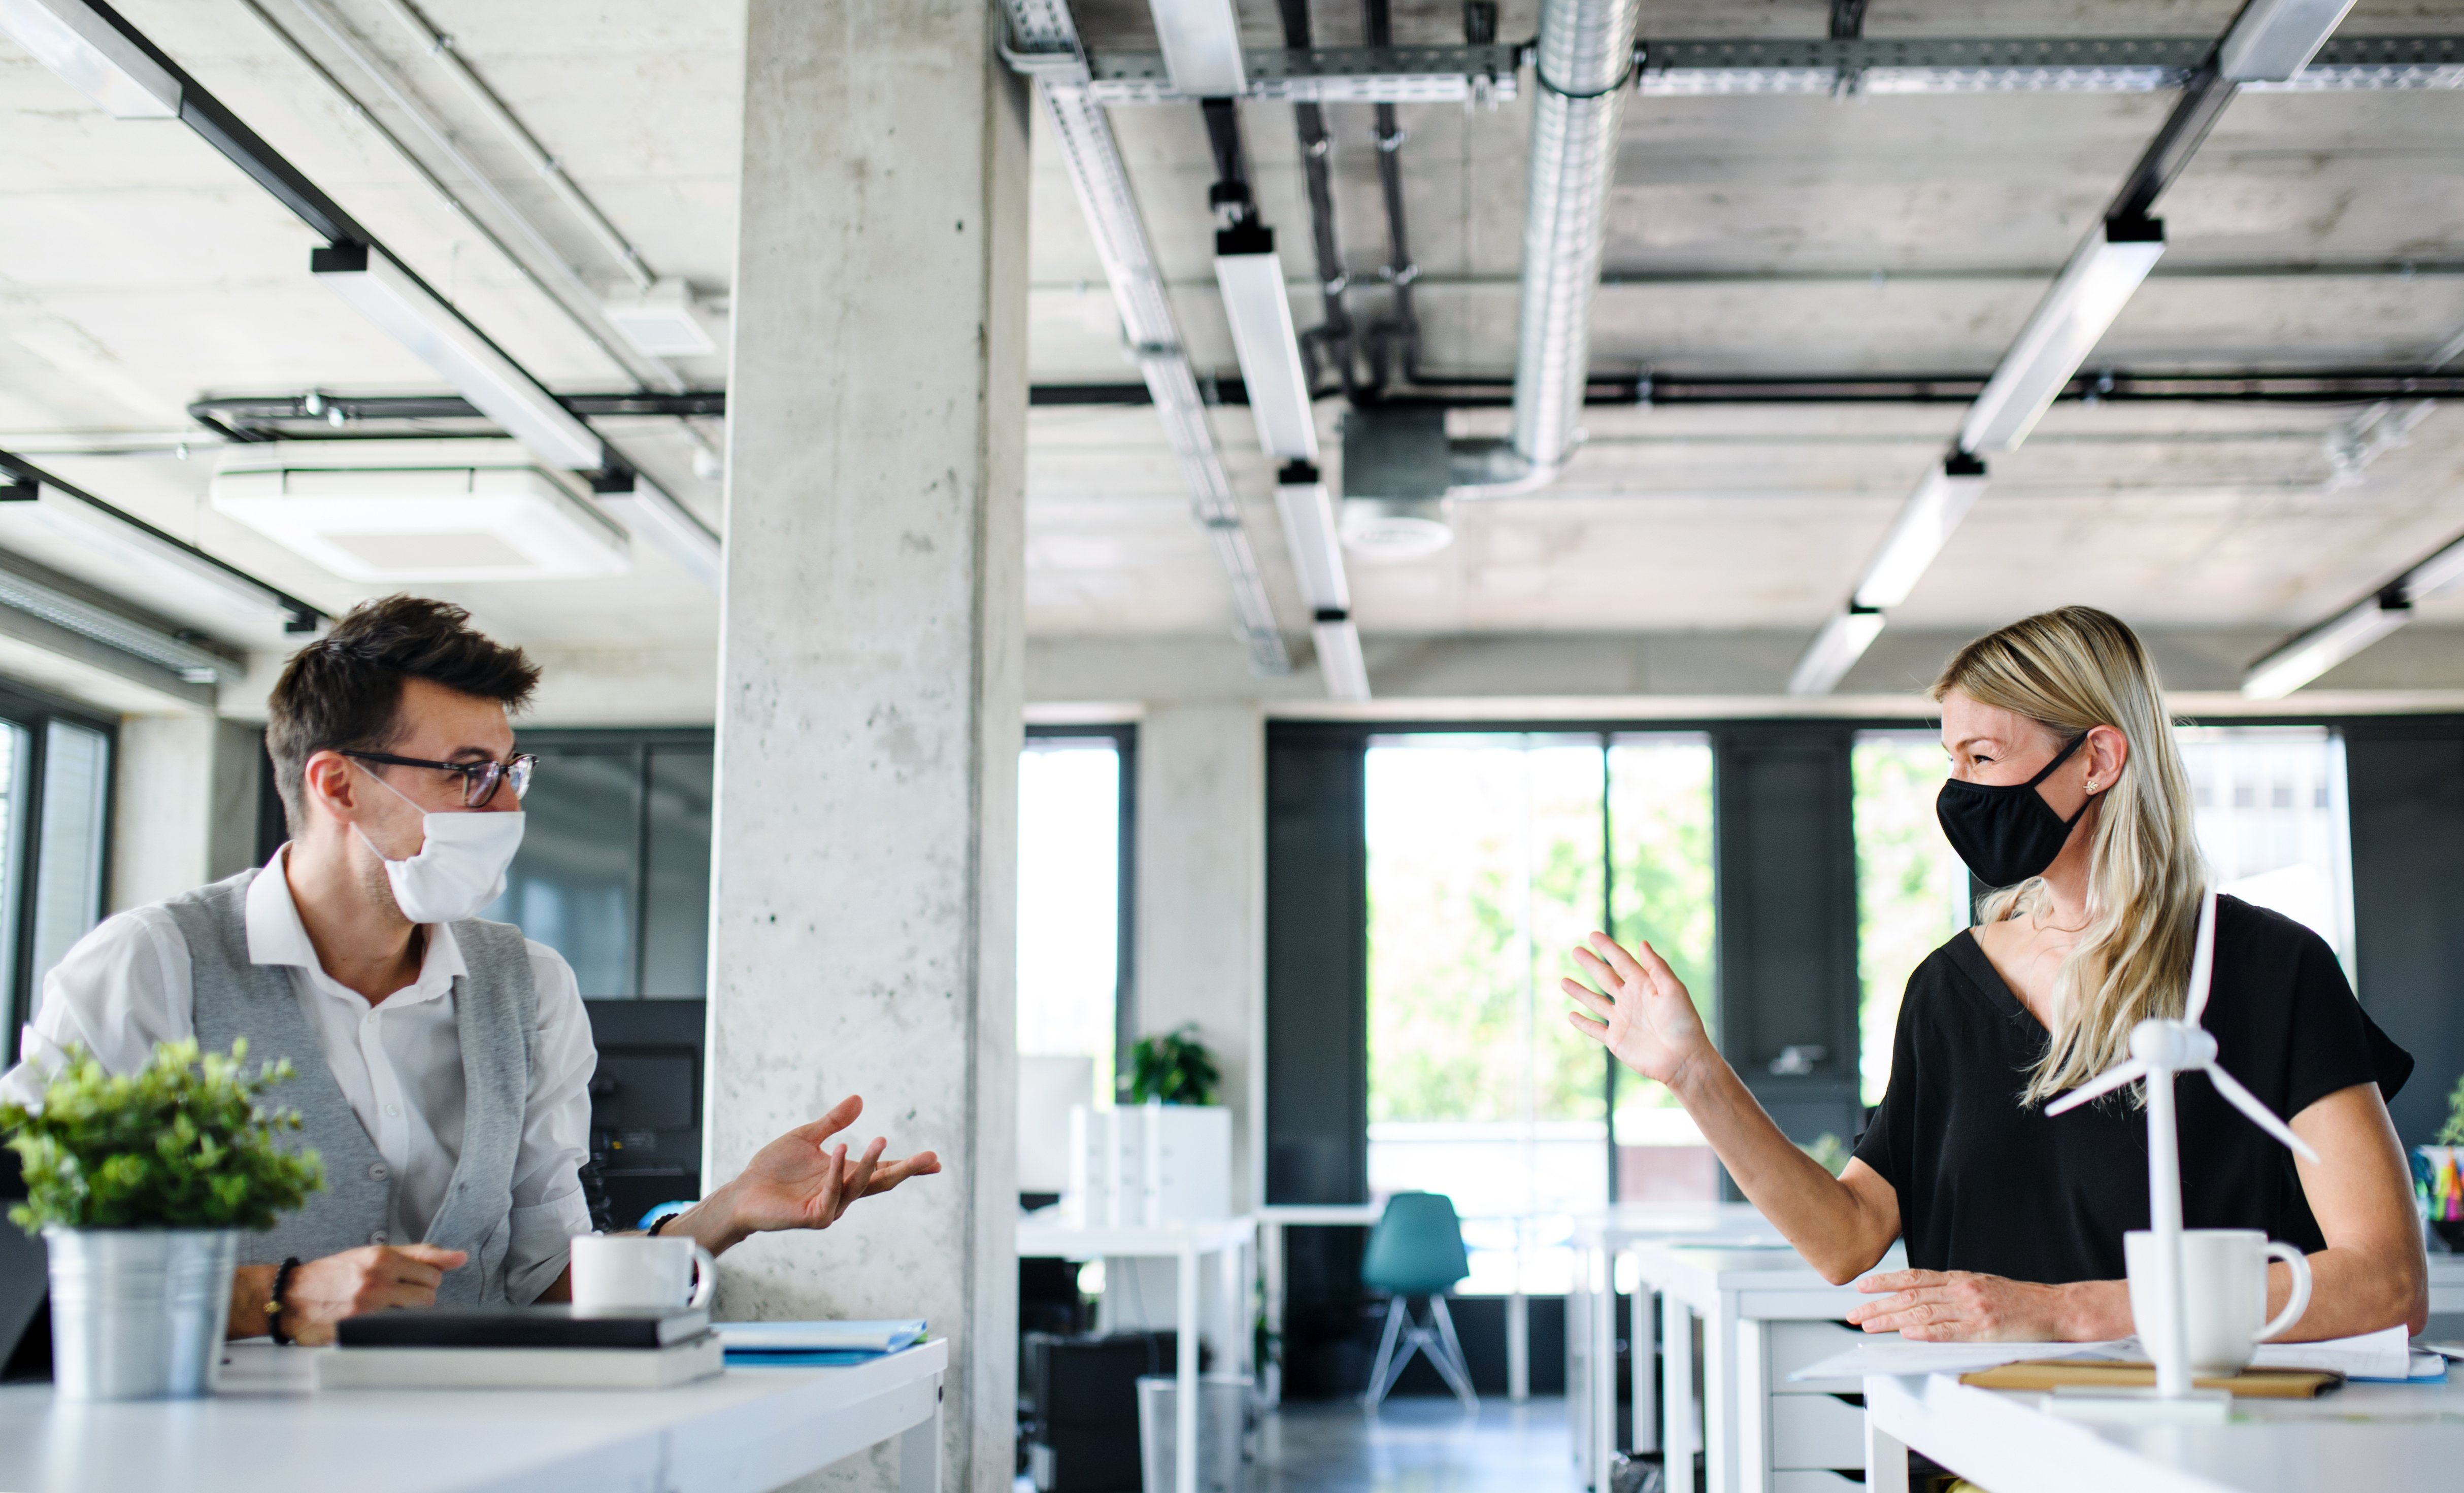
[316, 1306, 722, 1390]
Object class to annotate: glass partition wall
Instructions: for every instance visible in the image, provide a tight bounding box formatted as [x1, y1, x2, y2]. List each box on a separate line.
[1363, 732, 1715, 1294]
[0, 693, 114, 1039]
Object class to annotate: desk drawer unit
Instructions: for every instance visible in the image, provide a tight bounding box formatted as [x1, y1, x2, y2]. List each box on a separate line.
[1769, 1394, 1866, 1471]
[1769, 1474, 1862, 1493]
[1765, 1320, 1862, 1396]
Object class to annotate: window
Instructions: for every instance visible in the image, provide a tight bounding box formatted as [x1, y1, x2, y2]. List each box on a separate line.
[0, 690, 115, 1038]
[1017, 727, 1133, 1108]
[480, 730, 713, 998]
[1364, 732, 1715, 1294]
[1852, 732, 1972, 1107]
[2178, 726, 2353, 966]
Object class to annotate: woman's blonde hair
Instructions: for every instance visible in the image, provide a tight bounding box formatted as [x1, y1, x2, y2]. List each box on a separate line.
[1931, 606, 2207, 1106]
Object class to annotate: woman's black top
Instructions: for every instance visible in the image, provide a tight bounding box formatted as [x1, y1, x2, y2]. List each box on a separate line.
[1851, 896, 2412, 1284]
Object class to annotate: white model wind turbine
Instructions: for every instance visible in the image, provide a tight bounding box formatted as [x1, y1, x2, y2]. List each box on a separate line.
[2044, 888, 2321, 1399]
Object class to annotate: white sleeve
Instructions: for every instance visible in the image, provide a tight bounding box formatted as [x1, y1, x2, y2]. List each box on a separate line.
[0, 908, 194, 1108]
[502, 942, 596, 1305]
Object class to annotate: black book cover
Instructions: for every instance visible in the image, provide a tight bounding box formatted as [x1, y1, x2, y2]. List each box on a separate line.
[336, 1305, 710, 1349]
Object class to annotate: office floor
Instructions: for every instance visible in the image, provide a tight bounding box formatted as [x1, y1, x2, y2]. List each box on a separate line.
[1251, 1396, 1579, 1493]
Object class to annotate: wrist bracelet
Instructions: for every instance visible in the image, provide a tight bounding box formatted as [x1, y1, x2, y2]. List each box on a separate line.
[646, 1212, 674, 1237]
[268, 1257, 303, 1346]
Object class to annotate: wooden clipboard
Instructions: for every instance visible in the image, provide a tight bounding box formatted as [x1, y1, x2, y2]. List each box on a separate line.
[1959, 1359, 2342, 1398]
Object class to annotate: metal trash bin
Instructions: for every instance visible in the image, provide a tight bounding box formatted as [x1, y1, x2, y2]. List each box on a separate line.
[1135, 1373, 1249, 1493]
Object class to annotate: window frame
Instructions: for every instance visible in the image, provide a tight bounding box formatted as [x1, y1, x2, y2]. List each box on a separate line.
[0, 678, 118, 1040]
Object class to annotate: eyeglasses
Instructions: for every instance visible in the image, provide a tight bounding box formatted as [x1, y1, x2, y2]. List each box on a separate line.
[344, 751, 537, 807]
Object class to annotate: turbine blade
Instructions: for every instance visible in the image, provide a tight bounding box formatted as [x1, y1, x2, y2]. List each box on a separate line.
[2185, 888, 2219, 1024]
[2046, 1060, 2148, 1116]
[2202, 1063, 2323, 1164]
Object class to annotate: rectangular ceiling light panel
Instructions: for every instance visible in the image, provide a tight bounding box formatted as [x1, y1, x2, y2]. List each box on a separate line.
[1788, 608, 1887, 696]
[2218, 0, 2358, 81]
[2241, 595, 2409, 698]
[0, 0, 181, 118]
[1274, 472, 1349, 614]
[1959, 218, 2165, 454]
[1216, 244, 1317, 462]
[1146, 0, 1246, 96]
[311, 245, 605, 471]
[211, 455, 628, 582]
[601, 277, 720, 359]
[0, 486, 302, 639]
[1853, 454, 1990, 610]
[1312, 617, 1371, 702]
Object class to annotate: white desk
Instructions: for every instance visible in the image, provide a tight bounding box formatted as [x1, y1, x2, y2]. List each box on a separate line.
[1568, 1204, 1777, 1490]
[1866, 1367, 2464, 1493]
[1016, 1215, 1252, 1493]
[0, 1337, 946, 1493]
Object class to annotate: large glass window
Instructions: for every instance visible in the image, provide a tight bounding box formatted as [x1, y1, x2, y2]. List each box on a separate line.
[1016, 731, 1129, 1107]
[2178, 726, 2353, 966]
[1365, 732, 1715, 1293]
[481, 730, 713, 997]
[1852, 732, 1972, 1107]
[0, 689, 114, 1037]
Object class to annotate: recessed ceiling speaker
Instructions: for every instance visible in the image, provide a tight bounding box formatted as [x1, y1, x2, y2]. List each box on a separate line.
[1340, 407, 1455, 560]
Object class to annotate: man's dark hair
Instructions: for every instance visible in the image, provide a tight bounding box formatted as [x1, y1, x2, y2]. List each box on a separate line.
[266, 595, 540, 831]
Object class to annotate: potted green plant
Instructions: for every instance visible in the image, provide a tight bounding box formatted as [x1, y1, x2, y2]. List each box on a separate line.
[1125, 1024, 1220, 1106]
[2413, 1073, 2464, 1252]
[3, 1040, 322, 1400]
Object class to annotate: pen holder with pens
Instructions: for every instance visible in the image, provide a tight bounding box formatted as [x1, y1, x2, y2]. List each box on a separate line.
[2411, 1145, 2464, 1251]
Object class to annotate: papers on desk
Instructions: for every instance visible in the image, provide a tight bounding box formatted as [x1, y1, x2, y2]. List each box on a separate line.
[1792, 1325, 2425, 1385]
[717, 1319, 927, 1367]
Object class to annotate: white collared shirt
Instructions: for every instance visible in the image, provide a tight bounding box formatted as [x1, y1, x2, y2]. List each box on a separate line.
[1, 849, 595, 1304]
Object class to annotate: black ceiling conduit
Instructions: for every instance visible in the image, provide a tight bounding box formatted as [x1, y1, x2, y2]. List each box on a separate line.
[1276, 0, 1359, 403]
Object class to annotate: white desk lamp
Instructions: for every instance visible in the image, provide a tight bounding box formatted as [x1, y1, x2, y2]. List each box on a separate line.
[2044, 888, 2321, 1402]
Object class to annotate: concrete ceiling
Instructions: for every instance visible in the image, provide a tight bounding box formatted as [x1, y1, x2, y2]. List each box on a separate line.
[2, 0, 2462, 716]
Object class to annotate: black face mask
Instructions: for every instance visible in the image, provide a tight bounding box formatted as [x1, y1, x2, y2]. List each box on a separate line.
[1936, 732, 2099, 888]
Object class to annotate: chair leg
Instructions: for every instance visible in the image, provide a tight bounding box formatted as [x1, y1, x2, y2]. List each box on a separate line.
[1426, 1296, 1479, 1411]
[1361, 1296, 1410, 1409]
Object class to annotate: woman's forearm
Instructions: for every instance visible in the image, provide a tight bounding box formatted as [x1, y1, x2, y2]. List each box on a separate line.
[2274, 1246, 2427, 1341]
[1668, 1051, 1896, 1283]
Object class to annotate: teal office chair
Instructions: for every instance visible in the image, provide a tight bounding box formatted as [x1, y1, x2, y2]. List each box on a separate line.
[1358, 1191, 1477, 1411]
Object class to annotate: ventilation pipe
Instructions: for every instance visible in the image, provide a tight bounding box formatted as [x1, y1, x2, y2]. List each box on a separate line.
[1343, 0, 1638, 542]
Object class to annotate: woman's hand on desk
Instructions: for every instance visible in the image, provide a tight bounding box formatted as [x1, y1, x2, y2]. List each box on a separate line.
[1846, 1269, 2129, 1342]
[1562, 933, 1716, 1091]
[672, 1094, 942, 1254]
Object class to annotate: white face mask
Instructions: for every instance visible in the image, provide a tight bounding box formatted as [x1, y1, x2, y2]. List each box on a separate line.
[352, 764, 526, 924]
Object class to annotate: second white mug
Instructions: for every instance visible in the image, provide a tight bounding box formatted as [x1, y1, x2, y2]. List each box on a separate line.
[2124, 1228, 2312, 1375]
[568, 1232, 717, 1313]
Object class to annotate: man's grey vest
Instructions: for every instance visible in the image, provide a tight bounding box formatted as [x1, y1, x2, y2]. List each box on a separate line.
[169, 869, 538, 1307]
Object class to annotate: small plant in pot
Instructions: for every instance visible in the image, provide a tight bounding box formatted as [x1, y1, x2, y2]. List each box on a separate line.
[3, 1040, 322, 1399]
[1125, 1024, 1220, 1107]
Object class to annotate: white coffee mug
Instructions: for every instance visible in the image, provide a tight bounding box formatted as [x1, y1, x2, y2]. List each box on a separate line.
[2124, 1228, 2312, 1374]
[568, 1233, 716, 1312]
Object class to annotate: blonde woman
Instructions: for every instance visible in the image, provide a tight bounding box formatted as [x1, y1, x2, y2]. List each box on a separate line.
[1566, 606, 2426, 1341]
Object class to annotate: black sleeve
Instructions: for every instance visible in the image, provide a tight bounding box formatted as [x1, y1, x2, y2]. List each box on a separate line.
[2283, 928, 2411, 1115]
[1852, 969, 1923, 1190]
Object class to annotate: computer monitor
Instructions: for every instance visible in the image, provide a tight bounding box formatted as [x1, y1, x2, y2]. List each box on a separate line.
[582, 999, 707, 1231]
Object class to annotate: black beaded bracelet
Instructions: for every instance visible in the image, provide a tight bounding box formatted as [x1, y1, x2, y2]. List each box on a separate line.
[645, 1212, 675, 1237]
[268, 1257, 303, 1346]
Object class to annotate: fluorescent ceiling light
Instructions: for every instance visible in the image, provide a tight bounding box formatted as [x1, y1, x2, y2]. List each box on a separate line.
[1852, 452, 1990, 609]
[1274, 463, 1349, 614]
[0, 483, 310, 637]
[311, 244, 606, 471]
[1146, 0, 1246, 96]
[211, 443, 628, 582]
[1959, 216, 2166, 454]
[1312, 616, 1370, 702]
[2241, 594, 2408, 698]
[0, 562, 237, 685]
[2217, 0, 2357, 82]
[1788, 607, 1887, 697]
[596, 474, 720, 590]
[1216, 231, 1317, 463]
[0, 0, 181, 118]
[602, 278, 720, 359]
[2403, 530, 2464, 599]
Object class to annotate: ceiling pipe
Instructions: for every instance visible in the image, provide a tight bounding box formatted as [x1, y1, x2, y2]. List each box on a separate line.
[1447, 0, 1641, 501]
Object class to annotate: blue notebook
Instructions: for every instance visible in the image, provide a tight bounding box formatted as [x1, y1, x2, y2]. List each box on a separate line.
[717, 1319, 926, 1366]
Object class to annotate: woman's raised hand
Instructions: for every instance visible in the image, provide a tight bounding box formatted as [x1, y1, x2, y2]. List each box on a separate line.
[1563, 932, 1714, 1090]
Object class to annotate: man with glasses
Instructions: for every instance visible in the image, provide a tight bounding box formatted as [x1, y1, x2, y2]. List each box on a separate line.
[1, 595, 937, 1343]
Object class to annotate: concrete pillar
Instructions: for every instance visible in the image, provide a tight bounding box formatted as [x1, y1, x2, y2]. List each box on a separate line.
[1134, 704, 1267, 1210]
[706, 6, 1028, 1493]
[111, 715, 264, 911]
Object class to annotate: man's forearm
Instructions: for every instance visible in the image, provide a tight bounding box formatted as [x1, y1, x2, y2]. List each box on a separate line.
[228, 1263, 276, 1340]
[660, 1182, 753, 1257]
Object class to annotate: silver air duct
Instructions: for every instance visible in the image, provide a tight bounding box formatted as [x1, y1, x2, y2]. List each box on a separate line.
[1506, 0, 1642, 476]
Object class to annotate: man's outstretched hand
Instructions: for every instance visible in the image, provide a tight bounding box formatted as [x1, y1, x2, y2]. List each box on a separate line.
[686, 1095, 940, 1253]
